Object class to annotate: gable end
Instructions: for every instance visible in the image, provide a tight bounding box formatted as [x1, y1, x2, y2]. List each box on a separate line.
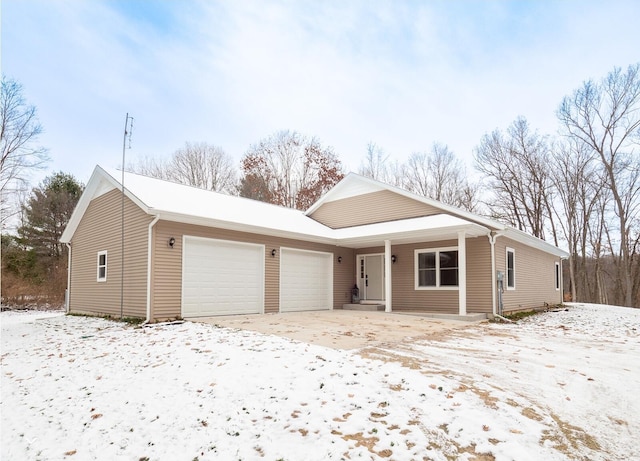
[309, 190, 442, 229]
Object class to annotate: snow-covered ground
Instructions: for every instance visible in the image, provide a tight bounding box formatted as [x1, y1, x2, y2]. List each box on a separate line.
[1, 303, 638, 460]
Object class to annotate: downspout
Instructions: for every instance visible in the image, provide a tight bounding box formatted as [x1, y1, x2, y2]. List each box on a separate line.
[145, 215, 160, 324]
[65, 243, 72, 314]
[488, 233, 497, 317]
[488, 231, 512, 322]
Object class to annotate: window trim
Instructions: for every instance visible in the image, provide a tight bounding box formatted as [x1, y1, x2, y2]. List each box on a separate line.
[97, 250, 107, 282]
[506, 247, 516, 290]
[414, 246, 459, 290]
[555, 261, 561, 291]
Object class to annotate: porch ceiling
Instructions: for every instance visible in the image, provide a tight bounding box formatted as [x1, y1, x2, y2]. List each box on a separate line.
[332, 214, 490, 248]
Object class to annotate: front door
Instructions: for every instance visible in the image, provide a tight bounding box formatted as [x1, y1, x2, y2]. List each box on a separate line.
[358, 254, 385, 301]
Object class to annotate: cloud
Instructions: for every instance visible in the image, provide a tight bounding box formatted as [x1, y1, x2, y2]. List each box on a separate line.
[3, 0, 639, 182]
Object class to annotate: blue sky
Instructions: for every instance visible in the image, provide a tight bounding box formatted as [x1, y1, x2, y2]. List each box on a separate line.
[2, 0, 639, 187]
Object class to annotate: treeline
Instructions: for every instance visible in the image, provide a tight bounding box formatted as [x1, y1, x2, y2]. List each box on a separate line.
[1, 64, 638, 307]
[1, 173, 83, 305]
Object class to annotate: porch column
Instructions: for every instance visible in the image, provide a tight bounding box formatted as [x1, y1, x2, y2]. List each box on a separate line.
[458, 230, 467, 315]
[384, 239, 392, 312]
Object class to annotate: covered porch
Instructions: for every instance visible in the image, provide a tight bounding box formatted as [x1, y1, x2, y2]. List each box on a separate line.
[332, 214, 493, 317]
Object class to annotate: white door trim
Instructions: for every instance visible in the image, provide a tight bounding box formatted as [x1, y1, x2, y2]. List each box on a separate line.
[356, 253, 385, 301]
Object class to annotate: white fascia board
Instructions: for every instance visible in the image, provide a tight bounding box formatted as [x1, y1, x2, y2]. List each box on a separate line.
[501, 228, 569, 258]
[334, 223, 490, 248]
[380, 185, 505, 231]
[305, 173, 506, 232]
[305, 172, 386, 214]
[331, 215, 491, 247]
[60, 166, 111, 243]
[60, 166, 150, 243]
[154, 211, 492, 249]
[154, 211, 338, 245]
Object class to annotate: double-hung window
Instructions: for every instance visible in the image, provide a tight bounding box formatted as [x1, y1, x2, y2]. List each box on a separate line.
[415, 247, 459, 289]
[506, 247, 515, 290]
[555, 261, 561, 291]
[97, 251, 107, 282]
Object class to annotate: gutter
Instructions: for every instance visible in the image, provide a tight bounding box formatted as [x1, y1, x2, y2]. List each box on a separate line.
[65, 243, 72, 314]
[145, 215, 161, 323]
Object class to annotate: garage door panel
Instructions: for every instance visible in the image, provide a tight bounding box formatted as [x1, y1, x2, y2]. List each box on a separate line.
[280, 248, 332, 312]
[182, 236, 264, 317]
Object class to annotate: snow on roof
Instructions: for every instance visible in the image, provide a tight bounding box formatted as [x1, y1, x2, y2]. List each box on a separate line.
[61, 165, 567, 257]
[306, 172, 507, 231]
[99, 166, 334, 241]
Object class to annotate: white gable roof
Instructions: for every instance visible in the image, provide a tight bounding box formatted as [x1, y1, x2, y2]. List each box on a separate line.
[305, 172, 505, 231]
[61, 165, 568, 257]
[305, 172, 568, 257]
[61, 166, 333, 244]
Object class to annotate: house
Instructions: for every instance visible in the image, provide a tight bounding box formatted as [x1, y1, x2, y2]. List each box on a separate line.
[60, 165, 568, 322]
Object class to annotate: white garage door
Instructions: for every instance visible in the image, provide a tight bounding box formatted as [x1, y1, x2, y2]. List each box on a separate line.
[182, 236, 264, 317]
[280, 248, 333, 312]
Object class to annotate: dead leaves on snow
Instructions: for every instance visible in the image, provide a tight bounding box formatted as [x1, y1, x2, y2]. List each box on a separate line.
[339, 431, 389, 458]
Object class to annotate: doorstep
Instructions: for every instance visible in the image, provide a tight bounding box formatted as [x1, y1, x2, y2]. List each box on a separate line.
[342, 303, 385, 311]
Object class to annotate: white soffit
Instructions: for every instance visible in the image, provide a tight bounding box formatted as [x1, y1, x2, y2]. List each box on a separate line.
[333, 214, 490, 247]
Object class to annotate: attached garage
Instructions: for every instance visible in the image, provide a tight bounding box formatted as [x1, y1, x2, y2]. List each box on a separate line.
[280, 248, 333, 312]
[182, 236, 264, 317]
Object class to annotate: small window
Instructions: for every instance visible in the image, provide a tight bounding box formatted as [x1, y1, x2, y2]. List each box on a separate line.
[97, 251, 107, 282]
[506, 247, 515, 290]
[555, 261, 561, 291]
[415, 247, 458, 289]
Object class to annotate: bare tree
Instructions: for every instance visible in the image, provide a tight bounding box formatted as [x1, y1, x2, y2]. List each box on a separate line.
[557, 63, 640, 307]
[358, 142, 405, 187]
[240, 130, 344, 210]
[128, 143, 237, 194]
[0, 76, 49, 225]
[166, 143, 236, 193]
[549, 138, 603, 302]
[474, 117, 555, 240]
[404, 143, 478, 212]
[128, 154, 170, 180]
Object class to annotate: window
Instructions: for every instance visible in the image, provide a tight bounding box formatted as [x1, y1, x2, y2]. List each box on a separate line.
[415, 247, 458, 289]
[555, 261, 561, 291]
[97, 251, 107, 282]
[506, 247, 515, 290]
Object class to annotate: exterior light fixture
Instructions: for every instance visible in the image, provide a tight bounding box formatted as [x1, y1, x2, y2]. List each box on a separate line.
[391, 255, 397, 263]
[168, 237, 176, 248]
[338, 256, 342, 263]
[271, 249, 277, 257]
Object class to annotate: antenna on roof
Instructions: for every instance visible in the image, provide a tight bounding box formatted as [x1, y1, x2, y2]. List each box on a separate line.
[125, 116, 134, 149]
[121, 113, 134, 320]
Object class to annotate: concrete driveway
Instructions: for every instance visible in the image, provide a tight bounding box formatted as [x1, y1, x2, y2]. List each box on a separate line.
[198, 310, 484, 350]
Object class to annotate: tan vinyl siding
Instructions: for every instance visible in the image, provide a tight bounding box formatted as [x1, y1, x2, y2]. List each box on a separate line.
[358, 238, 493, 314]
[496, 237, 563, 312]
[68, 190, 152, 318]
[310, 190, 441, 228]
[151, 221, 355, 321]
[390, 239, 458, 313]
[466, 237, 493, 313]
